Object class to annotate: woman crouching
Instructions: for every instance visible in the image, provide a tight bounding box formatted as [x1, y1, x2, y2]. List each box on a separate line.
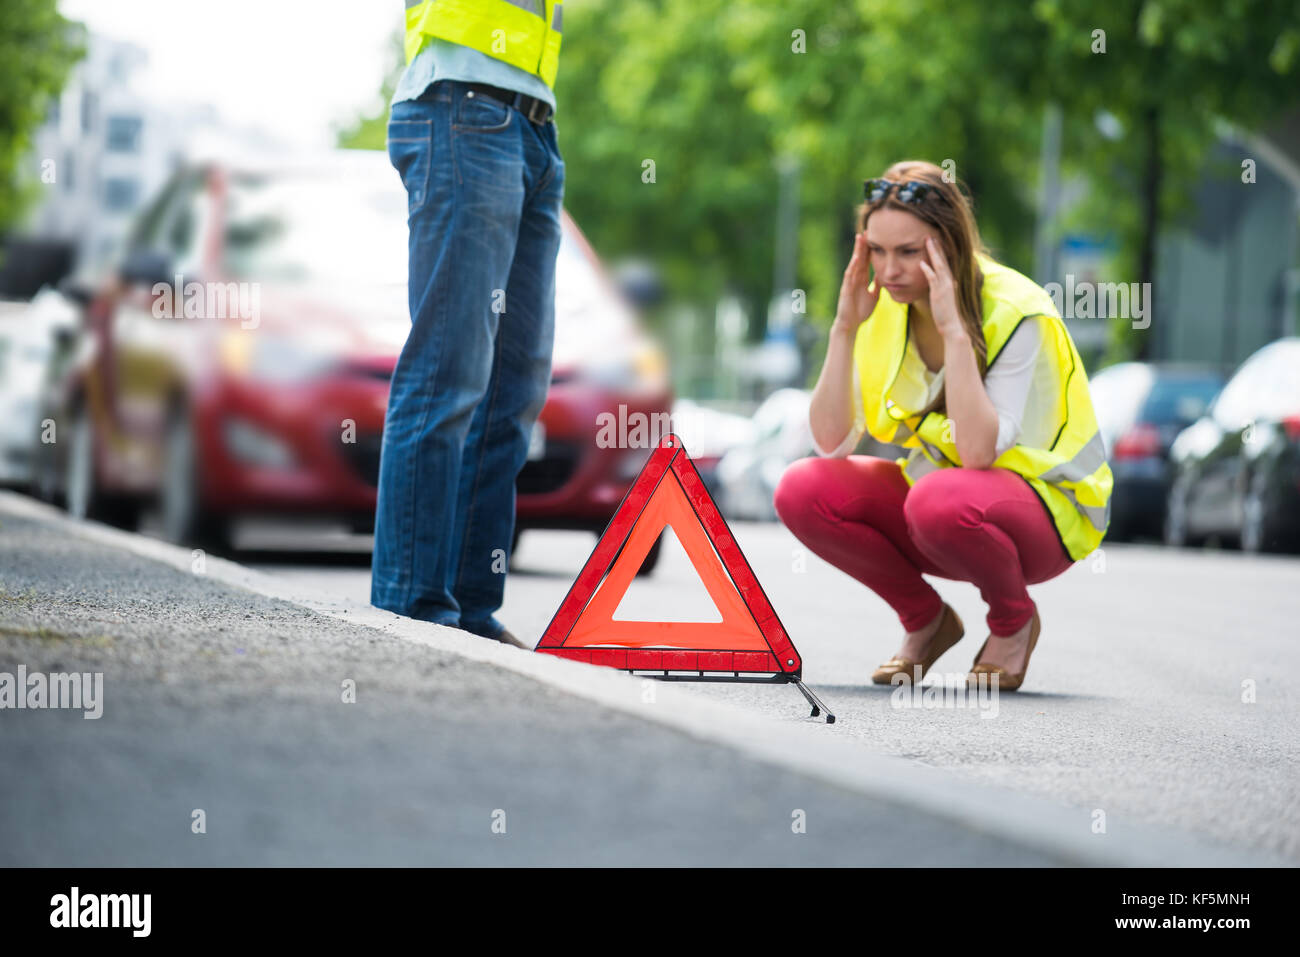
[773, 160, 1113, 691]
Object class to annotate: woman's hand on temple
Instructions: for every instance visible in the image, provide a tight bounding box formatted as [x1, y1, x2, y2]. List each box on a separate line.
[918, 235, 965, 341]
[833, 232, 880, 332]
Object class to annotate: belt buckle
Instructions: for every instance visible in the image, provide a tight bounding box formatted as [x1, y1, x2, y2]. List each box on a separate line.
[525, 98, 551, 124]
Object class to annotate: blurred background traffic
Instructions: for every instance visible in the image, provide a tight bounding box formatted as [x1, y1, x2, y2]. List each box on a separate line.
[1, 0, 1299, 569]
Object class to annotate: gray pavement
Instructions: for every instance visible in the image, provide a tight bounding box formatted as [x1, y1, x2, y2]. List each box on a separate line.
[0, 506, 1090, 866]
[251, 519, 1300, 865]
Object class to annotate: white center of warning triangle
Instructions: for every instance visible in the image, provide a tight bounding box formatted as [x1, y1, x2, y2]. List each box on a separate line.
[609, 525, 723, 622]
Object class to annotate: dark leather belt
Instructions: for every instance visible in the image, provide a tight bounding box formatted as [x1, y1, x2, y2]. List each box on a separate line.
[464, 81, 554, 125]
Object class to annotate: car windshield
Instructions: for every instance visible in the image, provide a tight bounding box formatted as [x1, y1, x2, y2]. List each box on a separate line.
[1213, 339, 1300, 425]
[221, 163, 620, 342]
[1089, 363, 1153, 441]
[1141, 374, 1222, 424]
[551, 223, 637, 363]
[223, 166, 409, 286]
[1244, 340, 1300, 419]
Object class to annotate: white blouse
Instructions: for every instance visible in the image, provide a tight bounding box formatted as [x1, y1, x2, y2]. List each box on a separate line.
[812, 318, 1043, 459]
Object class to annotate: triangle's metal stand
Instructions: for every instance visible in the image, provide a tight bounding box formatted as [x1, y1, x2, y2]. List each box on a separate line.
[650, 671, 836, 724]
[793, 678, 836, 724]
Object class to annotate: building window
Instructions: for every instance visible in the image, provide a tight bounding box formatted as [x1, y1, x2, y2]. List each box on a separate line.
[102, 177, 140, 212]
[62, 150, 75, 193]
[105, 115, 143, 153]
[80, 91, 97, 134]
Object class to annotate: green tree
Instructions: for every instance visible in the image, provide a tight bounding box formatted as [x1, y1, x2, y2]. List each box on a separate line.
[1032, 0, 1300, 361]
[338, 1, 1300, 382]
[556, 0, 787, 314]
[714, 0, 1052, 326]
[336, 30, 405, 152]
[0, 0, 82, 230]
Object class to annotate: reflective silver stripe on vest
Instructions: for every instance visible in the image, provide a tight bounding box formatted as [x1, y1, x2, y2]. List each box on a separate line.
[1055, 482, 1110, 531]
[1038, 428, 1111, 528]
[894, 416, 956, 465]
[918, 438, 948, 465]
[405, 0, 421, 8]
[1039, 429, 1108, 484]
[903, 447, 940, 483]
[913, 422, 955, 465]
[552, 3, 562, 30]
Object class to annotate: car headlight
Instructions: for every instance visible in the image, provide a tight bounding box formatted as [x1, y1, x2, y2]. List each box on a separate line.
[583, 340, 669, 393]
[219, 331, 342, 384]
[222, 418, 296, 470]
[615, 445, 653, 480]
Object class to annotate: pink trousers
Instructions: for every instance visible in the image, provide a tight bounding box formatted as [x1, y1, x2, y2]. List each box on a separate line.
[773, 456, 1075, 637]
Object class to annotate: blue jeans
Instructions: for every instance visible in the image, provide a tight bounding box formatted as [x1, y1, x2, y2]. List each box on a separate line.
[371, 79, 565, 638]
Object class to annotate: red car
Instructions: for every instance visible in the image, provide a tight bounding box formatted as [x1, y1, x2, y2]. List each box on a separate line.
[39, 150, 672, 570]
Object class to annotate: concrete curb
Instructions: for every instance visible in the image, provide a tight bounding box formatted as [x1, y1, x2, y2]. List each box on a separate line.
[0, 490, 1281, 866]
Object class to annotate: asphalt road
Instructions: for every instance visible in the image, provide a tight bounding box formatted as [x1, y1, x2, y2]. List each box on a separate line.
[1, 507, 1095, 866]
[246, 519, 1300, 865]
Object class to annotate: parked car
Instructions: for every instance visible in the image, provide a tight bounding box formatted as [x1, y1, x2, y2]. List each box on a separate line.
[1164, 338, 1300, 553]
[0, 288, 79, 489]
[1088, 361, 1223, 540]
[36, 150, 671, 569]
[714, 388, 815, 521]
[667, 397, 758, 500]
[514, 206, 672, 574]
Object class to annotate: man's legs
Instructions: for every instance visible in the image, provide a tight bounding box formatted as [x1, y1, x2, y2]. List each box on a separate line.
[371, 81, 527, 624]
[451, 117, 565, 639]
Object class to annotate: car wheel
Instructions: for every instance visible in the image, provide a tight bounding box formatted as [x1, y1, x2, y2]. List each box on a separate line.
[1163, 476, 1198, 548]
[507, 526, 523, 568]
[64, 405, 140, 529]
[635, 536, 662, 577]
[598, 526, 663, 577]
[64, 408, 94, 520]
[161, 409, 230, 551]
[33, 421, 62, 505]
[1240, 475, 1282, 554]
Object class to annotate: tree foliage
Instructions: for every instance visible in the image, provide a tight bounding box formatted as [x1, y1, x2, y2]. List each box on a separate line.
[0, 0, 83, 230]
[342, 1, 1300, 369]
[1031, 0, 1300, 359]
[336, 30, 406, 153]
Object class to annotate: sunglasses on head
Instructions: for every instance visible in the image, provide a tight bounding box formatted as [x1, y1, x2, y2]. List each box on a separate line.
[863, 178, 943, 205]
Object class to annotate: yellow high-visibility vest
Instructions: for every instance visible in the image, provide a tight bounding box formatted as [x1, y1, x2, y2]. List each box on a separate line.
[404, 0, 563, 89]
[854, 253, 1113, 562]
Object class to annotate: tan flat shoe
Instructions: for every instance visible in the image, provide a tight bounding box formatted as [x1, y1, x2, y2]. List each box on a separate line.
[871, 603, 965, 685]
[967, 607, 1041, 692]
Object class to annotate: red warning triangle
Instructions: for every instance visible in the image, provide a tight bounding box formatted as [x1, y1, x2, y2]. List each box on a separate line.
[535, 432, 802, 676]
